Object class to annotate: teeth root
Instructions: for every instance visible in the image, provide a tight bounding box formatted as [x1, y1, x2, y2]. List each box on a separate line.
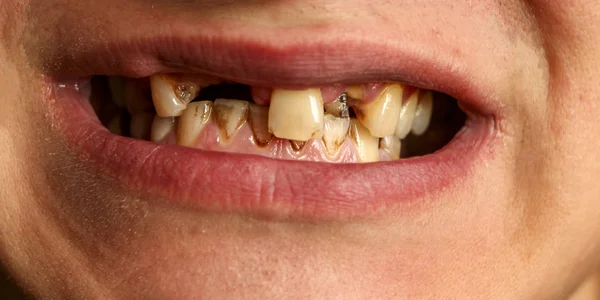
[411, 91, 434, 136]
[213, 99, 250, 142]
[249, 104, 273, 147]
[379, 136, 402, 160]
[290, 140, 307, 152]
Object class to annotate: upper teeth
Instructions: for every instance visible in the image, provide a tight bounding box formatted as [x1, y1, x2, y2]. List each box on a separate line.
[151, 74, 201, 117]
[350, 83, 403, 138]
[268, 88, 324, 142]
[411, 91, 434, 136]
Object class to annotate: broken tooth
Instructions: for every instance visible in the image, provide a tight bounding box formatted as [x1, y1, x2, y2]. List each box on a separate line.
[151, 116, 177, 143]
[268, 88, 324, 141]
[351, 84, 403, 138]
[177, 101, 213, 147]
[130, 112, 155, 141]
[346, 85, 364, 100]
[322, 115, 350, 156]
[349, 119, 380, 163]
[213, 99, 250, 142]
[379, 136, 402, 160]
[411, 91, 434, 136]
[290, 140, 307, 152]
[248, 104, 273, 147]
[150, 74, 200, 117]
[395, 90, 419, 139]
[324, 93, 349, 118]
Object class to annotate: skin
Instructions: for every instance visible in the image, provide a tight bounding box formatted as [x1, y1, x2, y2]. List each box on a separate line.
[1, 0, 600, 299]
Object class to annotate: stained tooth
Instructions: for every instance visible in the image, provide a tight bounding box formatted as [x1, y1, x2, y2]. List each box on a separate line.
[346, 85, 364, 100]
[248, 104, 273, 147]
[348, 119, 380, 162]
[150, 74, 200, 117]
[352, 84, 402, 138]
[395, 90, 419, 139]
[213, 99, 250, 142]
[322, 115, 350, 156]
[177, 101, 213, 147]
[130, 112, 155, 140]
[411, 91, 434, 136]
[268, 89, 324, 141]
[324, 93, 349, 118]
[151, 116, 177, 143]
[290, 140, 307, 152]
[379, 136, 402, 160]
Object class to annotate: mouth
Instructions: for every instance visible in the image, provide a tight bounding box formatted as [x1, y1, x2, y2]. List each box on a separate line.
[46, 21, 499, 220]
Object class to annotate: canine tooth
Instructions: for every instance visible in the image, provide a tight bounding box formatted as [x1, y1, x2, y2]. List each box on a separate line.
[322, 115, 350, 156]
[177, 101, 213, 147]
[290, 140, 307, 152]
[268, 89, 324, 141]
[379, 136, 401, 160]
[348, 119, 379, 162]
[130, 112, 154, 140]
[395, 90, 419, 139]
[213, 99, 250, 141]
[411, 91, 434, 136]
[248, 104, 273, 147]
[324, 93, 349, 118]
[352, 84, 402, 138]
[151, 116, 177, 143]
[150, 74, 200, 117]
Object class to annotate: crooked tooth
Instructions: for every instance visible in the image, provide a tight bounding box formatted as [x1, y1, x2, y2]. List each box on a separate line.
[150, 74, 200, 117]
[130, 112, 155, 140]
[395, 90, 419, 139]
[177, 101, 213, 147]
[322, 115, 350, 156]
[411, 91, 434, 136]
[248, 104, 273, 147]
[351, 84, 402, 138]
[268, 89, 324, 141]
[379, 136, 402, 160]
[348, 119, 379, 163]
[151, 116, 177, 143]
[213, 99, 250, 142]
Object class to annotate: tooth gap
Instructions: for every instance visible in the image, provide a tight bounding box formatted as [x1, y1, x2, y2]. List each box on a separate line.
[194, 83, 253, 103]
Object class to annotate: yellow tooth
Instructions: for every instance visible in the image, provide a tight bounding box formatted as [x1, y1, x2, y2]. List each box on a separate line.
[352, 84, 402, 138]
[289, 140, 307, 152]
[411, 91, 433, 136]
[395, 90, 419, 139]
[213, 99, 250, 142]
[177, 101, 213, 147]
[322, 114, 350, 156]
[130, 112, 155, 140]
[151, 116, 177, 143]
[348, 119, 379, 163]
[150, 74, 200, 117]
[248, 104, 273, 147]
[268, 89, 324, 141]
[346, 85, 364, 100]
[379, 136, 402, 160]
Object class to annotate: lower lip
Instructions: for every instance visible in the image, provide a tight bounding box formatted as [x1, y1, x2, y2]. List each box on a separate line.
[48, 78, 496, 220]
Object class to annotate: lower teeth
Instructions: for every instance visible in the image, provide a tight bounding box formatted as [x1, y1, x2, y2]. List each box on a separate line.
[93, 76, 466, 163]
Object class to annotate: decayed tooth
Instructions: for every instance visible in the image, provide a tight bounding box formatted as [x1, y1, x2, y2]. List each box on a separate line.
[411, 91, 434, 136]
[379, 136, 402, 160]
[150, 74, 200, 117]
[348, 119, 379, 162]
[268, 89, 324, 141]
[130, 112, 155, 140]
[351, 84, 402, 138]
[213, 99, 250, 142]
[289, 140, 307, 152]
[151, 116, 177, 143]
[248, 104, 273, 147]
[322, 115, 350, 156]
[395, 90, 419, 139]
[324, 93, 349, 118]
[346, 85, 364, 100]
[177, 101, 213, 147]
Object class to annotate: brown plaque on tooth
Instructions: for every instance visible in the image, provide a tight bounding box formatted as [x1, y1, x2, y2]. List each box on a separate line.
[290, 140, 307, 152]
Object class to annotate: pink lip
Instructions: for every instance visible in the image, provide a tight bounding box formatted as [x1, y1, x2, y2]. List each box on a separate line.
[45, 26, 499, 220]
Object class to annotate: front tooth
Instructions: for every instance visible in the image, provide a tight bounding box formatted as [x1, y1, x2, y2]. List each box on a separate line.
[268, 89, 324, 141]
[322, 115, 350, 156]
[213, 99, 250, 142]
[348, 119, 379, 162]
[151, 116, 177, 143]
[130, 112, 155, 140]
[352, 84, 402, 138]
[177, 101, 213, 147]
[411, 91, 434, 136]
[324, 93, 349, 118]
[379, 136, 401, 160]
[248, 104, 273, 147]
[150, 74, 200, 117]
[395, 90, 419, 139]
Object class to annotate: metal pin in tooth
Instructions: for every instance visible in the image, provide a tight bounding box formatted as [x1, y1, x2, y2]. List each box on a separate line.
[338, 92, 349, 118]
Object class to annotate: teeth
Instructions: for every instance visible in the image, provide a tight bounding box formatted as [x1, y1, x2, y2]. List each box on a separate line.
[290, 140, 307, 152]
[213, 99, 250, 142]
[322, 115, 350, 156]
[348, 119, 380, 163]
[268, 89, 324, 141]
[411, 91, 434, 136]
[151, 116, 177, 143]
[150, 74, 200, 117]
[346, 85, 364, 100]
[177, 101, 213, 147]
[379, 136, 402, 160]
[324, 93, 349, 118]
[395, 90, 419, 139]
[130, 112, 155, 140]
[351, 84, 403, 138]
[248, 104, 273, 147]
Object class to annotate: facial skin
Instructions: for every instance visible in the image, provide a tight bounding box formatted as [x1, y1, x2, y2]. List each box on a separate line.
[1, 0, 600, 299]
